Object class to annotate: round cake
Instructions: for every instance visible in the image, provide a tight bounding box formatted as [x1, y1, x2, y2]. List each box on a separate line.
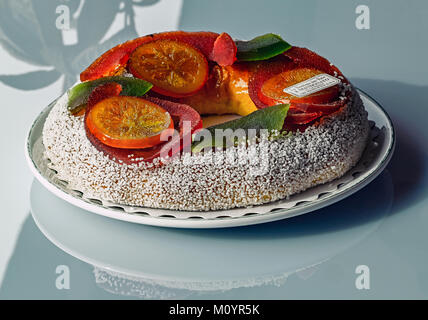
[42, 31, 369, 211]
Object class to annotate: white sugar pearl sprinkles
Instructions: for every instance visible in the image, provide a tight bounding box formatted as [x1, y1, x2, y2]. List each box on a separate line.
[42, 87, 369, 211]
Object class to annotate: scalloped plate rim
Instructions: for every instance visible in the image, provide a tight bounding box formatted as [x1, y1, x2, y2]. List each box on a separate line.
[25, 89, 395, 228]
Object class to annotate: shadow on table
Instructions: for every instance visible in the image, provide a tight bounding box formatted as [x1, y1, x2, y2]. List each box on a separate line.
[350, 80, 428, 295]
[351, 78, 428, 214]
[0, 0, 159, 92]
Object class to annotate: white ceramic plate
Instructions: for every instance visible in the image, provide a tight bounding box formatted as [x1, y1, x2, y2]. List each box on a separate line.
[25, 89, 395, 228]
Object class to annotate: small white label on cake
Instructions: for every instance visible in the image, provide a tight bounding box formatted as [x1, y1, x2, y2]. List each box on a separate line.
[283, 73, 340, 98]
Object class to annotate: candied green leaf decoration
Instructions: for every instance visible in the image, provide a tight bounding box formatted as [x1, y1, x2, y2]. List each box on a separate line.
[192, 104, 289, 153]
[236, 33, 291, 61]
[67, 76, 153, 114]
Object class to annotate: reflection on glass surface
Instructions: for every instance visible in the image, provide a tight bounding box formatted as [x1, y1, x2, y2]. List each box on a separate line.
[0, 171, 391, 299]
[92, 264, 292, 299]
[87, 170, 392, 299]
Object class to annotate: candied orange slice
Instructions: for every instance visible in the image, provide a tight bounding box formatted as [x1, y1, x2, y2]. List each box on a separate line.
[261, 67, 339, 104]
[86, 96, 174, 149]
[128, 39, 209, 97]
